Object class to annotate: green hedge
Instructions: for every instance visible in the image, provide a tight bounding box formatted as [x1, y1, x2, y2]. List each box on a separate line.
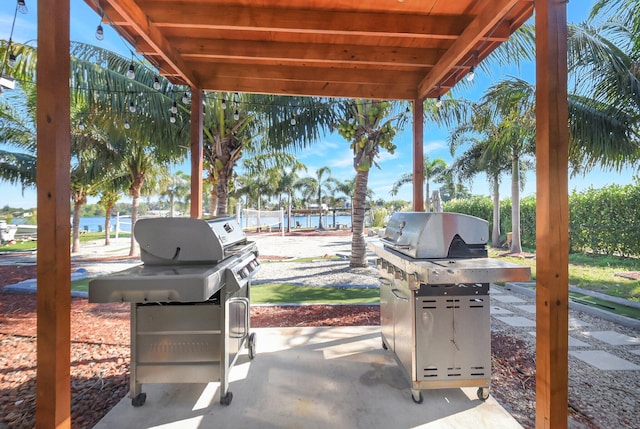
[442, 179, 640, 256]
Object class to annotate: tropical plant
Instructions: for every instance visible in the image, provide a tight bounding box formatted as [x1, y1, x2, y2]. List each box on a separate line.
[296, 166, 334, 229]
[335, 100, 409, 267]
[202, 94, 335, 217]
[390, 156, 448, 212]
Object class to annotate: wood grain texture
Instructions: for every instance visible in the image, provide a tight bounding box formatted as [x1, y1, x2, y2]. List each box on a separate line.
[535, 1, 570, 428]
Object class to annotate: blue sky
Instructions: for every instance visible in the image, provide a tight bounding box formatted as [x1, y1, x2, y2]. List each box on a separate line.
[1, 0, 636, 209]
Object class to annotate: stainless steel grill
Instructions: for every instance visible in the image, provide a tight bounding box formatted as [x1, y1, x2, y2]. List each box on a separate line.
[89, 217, 260, 407]
[369, 212, 530, 403]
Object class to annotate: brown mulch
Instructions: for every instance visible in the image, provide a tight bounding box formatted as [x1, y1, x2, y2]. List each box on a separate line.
[1, 263, 537, 429]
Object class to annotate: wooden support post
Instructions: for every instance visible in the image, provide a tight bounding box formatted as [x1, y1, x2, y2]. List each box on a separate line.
[36, 0, 71, 427]
[412, 99, 424, 212]
[190, 88, 204, 219]
[535, 1, 569, 428]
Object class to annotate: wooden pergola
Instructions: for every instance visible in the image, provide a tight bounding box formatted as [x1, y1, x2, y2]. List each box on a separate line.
[36, 1, 568, 428]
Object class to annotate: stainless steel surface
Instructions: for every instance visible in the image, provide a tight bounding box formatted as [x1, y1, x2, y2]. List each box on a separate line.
[88, 216, 260, 406]
[382, 212, 488, 259]
[370, 212, 531, 402]
[370, 241, 531, 288]
[135, 217, 250, 265]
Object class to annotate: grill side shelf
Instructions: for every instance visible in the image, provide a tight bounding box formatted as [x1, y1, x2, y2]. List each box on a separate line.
[369, 241, 531, 288]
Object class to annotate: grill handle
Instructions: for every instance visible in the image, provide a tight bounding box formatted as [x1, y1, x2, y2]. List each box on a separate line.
[380, 238, 411, 249]
[391, 288, 409, 302]
[228, 297, 250, 339]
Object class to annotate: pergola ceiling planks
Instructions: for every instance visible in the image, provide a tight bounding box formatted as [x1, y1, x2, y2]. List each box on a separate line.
[90, 0, 534, 99]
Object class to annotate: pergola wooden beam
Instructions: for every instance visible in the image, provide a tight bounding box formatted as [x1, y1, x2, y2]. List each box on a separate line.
[35, 0, 72, 427]
[138, 4, 472, 38]
[99, 0, 198, 88]
[535, 0, 569, 427]
[418, 0, 528, 98]
[190, 88, 203, 219]
[412, 99, 425, 211]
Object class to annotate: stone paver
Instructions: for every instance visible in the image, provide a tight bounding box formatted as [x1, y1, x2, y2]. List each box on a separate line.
[490, 306, 513, 315]
[569, 350, 640, 371]
[513, 304, 536, 314]
[491, 295, 526, 304]
[528, 332, 590, 348]
[494, 316, 536, 327]
[583, 330, 640, 346]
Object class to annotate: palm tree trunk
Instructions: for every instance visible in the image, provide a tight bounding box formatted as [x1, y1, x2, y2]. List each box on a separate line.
[209, 188, 217, 217]
[350, 169, 369, 267]
[216, 181, 229, 216]
[491, 177, 501, 248]
[129, 186, 141, 257]
[71, 200, 82, 253]
[104, 205, 113, 246]
[510, 156, 522, 253]
[425, 182, 430, 212]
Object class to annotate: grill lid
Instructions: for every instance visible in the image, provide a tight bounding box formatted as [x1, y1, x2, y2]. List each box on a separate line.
[381, 212, 488, 259]
[135, 217, 249, 265]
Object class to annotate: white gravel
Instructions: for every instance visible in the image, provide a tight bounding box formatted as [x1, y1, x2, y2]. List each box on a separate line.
[251, 233, 379, 288]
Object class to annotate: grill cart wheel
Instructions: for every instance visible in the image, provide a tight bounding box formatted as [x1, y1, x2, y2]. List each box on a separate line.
[411, 390, 423, 404]
[131, 392, 146, 407]
[221, 391, 233, 406]
[248, 332, 257, 360]
[477, 387, 489, 401]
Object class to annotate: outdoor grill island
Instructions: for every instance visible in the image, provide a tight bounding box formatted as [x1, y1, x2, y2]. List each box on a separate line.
[369, 212, 530, 403]
[89, 217, 260, 407]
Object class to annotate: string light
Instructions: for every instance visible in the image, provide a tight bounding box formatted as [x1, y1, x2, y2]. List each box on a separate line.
[153, 76, 161, 90]
[17, 0, 28, 14]
[124, 120, 130, 129]
[221, 99, 227, 109]
[169, 113, 176, 123]
[233, 109, 239, 120]
[466, 65, 475, 82]
[170, 100, 177, 114]
[78, 119, 85, 131]
[8, 51, 17, 68]
[95, 23, 104, 41]
[181, 92, 190, 104]
[290, 117, 296, 125]
[126, 62, 135, 79]
[128, 99, 136, 113]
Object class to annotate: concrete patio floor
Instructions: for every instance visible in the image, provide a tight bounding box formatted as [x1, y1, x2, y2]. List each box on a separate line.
[93, 326, 521, 429]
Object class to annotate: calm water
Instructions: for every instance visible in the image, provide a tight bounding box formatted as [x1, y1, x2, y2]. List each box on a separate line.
[12, 213, 354, 233]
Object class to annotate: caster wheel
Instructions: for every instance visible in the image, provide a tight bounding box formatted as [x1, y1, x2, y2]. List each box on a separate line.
[131, 392, 146, 407]
[411, 391, 423, 404]
[382, 340, 388, 350]
[248, 332, 256, 360]
[220, 391, 233, 406]
[477, 387, 490, 401]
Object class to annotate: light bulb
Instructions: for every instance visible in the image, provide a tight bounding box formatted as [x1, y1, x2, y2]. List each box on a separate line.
[126, 63, 135, 79]
[124, 120, 130, 129]
[221, 99, 227, 109]
[170, 114, 176, 124]
[17, 0, 28, 14]
[181, 92, 190, 104]
[153, 76, 161, 90]
[129, 100, 136, 113]
[233, 109, 239, 120]
[95, 24, 104, 41]
[170, 101, 177, 114]
[290, 117, 296, 125]
[466, 65, 475, 82]
[78, 120, 85, 131]
[8, 52, 16, 68]
[435, 96, 443, 108]
[348, 116, 354, 124]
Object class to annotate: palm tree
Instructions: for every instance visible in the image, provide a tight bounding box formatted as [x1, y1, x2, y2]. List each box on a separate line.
[390, 156, 448, 212]
[158, 171, 191, 217]
[296, 166, 333, 229]
[203, 94, 335, 217]
[335, 100, 409, 267]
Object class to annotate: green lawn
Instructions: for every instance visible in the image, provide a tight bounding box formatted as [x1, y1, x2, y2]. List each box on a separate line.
[247, 283, 379, 304]
[491, 249, 640, 302]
